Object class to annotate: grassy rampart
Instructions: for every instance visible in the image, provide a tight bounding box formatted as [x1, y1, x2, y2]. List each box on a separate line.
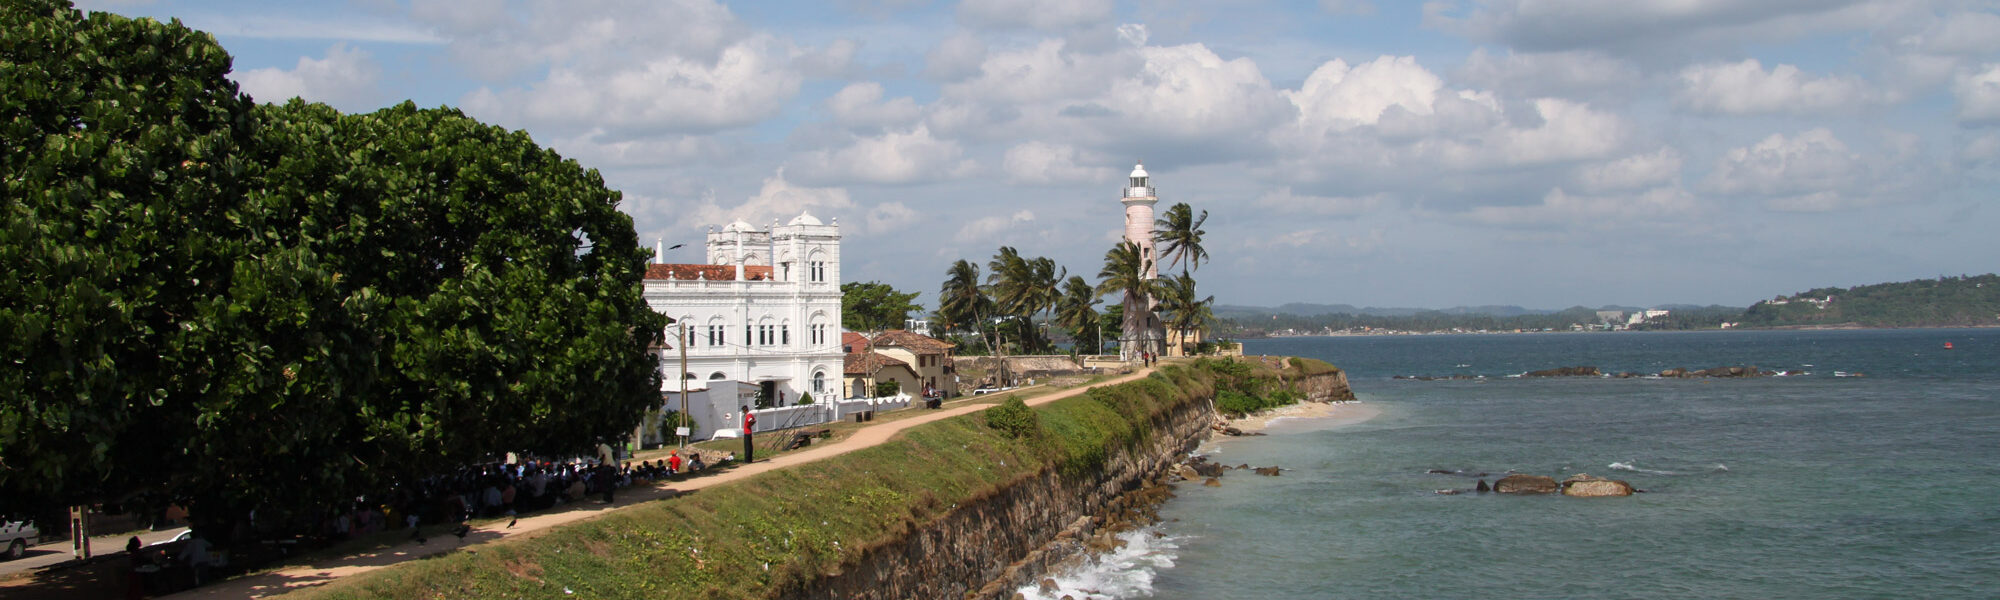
[300, 357, 1332, 600]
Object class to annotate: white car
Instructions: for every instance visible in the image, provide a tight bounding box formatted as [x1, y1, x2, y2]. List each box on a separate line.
[2, 519, 37, 560]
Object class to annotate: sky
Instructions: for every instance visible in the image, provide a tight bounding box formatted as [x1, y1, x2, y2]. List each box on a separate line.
[73, 0, 2000, 310]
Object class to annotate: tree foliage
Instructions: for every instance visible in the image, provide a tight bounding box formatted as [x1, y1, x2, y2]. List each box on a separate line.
[1153, 202, 1209, 277]
[840, 281, 920, 332]
[0, 2, 662, 526]
[1739, 275, 2000, 328]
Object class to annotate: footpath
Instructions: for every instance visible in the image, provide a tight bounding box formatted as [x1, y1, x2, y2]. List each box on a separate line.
[166, 367, 1156, 599]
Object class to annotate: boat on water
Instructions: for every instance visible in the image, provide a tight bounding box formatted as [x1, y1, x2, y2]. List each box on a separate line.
[1944, 341, 1954, 350]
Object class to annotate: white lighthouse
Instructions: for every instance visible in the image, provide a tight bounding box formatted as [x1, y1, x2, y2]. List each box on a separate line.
[1119, 162, 1167, 361]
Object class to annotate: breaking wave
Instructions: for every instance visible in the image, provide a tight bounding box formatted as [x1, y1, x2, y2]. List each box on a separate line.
[1014, 526, 1183, 600]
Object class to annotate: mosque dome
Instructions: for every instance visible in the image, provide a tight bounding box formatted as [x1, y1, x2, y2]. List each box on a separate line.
[723, 219, 756, 233]
[787, 211, 823, 226]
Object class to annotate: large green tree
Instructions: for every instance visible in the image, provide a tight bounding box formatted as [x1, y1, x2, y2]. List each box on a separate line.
[0, 2, 662, 527]
[841, 281, 921, 332]
[937, 259, 995, 352]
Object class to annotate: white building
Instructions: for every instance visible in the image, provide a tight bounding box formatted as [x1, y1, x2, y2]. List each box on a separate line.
[644, 212, 844, 440]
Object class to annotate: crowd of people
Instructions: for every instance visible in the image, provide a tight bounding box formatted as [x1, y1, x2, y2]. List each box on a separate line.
[124, 448, 735, 598]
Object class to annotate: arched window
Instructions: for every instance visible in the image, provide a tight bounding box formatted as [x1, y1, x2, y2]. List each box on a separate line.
[781, 319, 792, 346]
[812, 371, 826, 395]
[807, 250, 827, 283]
[709, 372, 727, 380]
[684, 372, 696, 380]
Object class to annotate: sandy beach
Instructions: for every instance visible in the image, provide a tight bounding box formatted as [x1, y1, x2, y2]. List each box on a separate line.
[1225, 400, 1381, 434]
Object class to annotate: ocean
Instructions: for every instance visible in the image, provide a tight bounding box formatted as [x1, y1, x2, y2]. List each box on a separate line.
[1021, 328, 2000, 599]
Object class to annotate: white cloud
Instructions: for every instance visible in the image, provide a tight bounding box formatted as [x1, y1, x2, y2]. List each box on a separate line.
[689, 170, 856, 228]
[462, 34, 802, 134]
[1458, 48, 1641, 99]
[956, 210, 1036, 240]
[1318, 0, 1377, 16]
[544, 129, 730, 168]
[925, 33, 988, 81]
[864, 202, 920, 234]
[957, 0, 1113, 30]
[1677, 59, 1879, 115]
[1279, 55, 1628, 175]
[1427, 0, 1892, 57]
[1463, 185, 1699, 227]
[1254, 188, 1388, 217]
[794, 39, 862, 78]
[1002, 142, 1110, 184]
[791, 125, 975, 184]
[1702, 129, 1864, 209]
[1576, 147, 1683, 192]
[232, 43, 383, 110]
[408, 0, 507, 35]
[1954, 64, 2000, 124]
[824, 82, 922, 129]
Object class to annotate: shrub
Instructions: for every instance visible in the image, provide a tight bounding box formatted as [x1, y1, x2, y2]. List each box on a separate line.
[797, 392, 814, 405]
[875, 380, 901, 397]
[984, 397, 1039, 439]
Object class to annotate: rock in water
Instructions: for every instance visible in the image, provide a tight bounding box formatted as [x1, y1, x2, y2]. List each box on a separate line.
[1174, 464, 1200, 481]
[1040, 579, 1059, 593]
[1203, 478, 1222, 487]
[1526, 366, 1601, 377]
[1254, 466, 1282, 476]
[1492, 474, 1559, 494]
[1475, 479, 1491, 493]
[1561, 474, 1635, 497]
[1192, 462, 1225, 478]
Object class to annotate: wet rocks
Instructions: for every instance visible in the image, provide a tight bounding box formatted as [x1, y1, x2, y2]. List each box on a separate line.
[1560, 474, 1636, 497]
[1253, 466, 1282, 477]
[1492, 474, 1560, 494]
[1526, 366, 1602, 377]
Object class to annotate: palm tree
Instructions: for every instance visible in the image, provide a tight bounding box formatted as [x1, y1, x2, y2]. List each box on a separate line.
[1156, 273, 1216, 356]
[939, 259, 995, 353]
[1055, 275, 1102, 355]
[987, 248, 1067, 353]
[1096, 241, 1166, 361]
[1154, 202, 1209, 277]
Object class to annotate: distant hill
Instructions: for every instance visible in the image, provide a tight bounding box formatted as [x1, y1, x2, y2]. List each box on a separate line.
[1216, 303, 1562, 318]
[1739, 275, 2000, 328]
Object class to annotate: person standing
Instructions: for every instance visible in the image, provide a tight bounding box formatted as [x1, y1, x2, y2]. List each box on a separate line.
[741, 406, 756, 463]
[667, 450, 682, 476]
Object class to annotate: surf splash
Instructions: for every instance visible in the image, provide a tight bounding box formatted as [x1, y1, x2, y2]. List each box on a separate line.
[1609, 461, 1729, 475]
[1014, 526, 1183, 600]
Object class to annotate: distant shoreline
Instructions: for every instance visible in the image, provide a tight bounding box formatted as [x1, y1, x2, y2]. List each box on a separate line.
[1241, 323, 2000, 339]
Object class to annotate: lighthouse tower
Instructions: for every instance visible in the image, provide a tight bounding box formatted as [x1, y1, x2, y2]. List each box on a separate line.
[1119, 162, 1166, 361]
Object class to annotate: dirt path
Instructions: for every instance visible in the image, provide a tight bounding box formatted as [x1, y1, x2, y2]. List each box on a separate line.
[171, 366, 1155, 599]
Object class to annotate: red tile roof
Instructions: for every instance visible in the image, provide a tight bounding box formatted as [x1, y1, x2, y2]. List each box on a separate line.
[841, 332, 871, 353]
[644, 263, 775, 281]
[871, 330, 953, 354]
[843, 351, 909, 375]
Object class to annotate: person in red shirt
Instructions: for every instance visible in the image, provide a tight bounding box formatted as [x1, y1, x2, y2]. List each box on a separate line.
[666, 450, 682, 475]
[741, 406, 756, 463]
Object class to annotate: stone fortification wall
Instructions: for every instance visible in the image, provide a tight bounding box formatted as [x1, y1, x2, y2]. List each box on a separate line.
[787, 375, 1218, 600]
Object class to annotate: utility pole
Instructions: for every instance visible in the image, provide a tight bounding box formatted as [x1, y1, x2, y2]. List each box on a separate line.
[679, 320, 690, 452]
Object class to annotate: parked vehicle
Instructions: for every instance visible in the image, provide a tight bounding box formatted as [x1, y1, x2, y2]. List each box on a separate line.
[2, 519, 37, 560]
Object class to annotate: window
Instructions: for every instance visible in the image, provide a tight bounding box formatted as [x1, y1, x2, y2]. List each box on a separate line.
[811, 323, 826, 346]
[708, 324, 723, 346]
[709, 372, 727, 380]
[812, 371, 826, 394]
[810, 261, 826, 282]
[782, 325, 791, 345]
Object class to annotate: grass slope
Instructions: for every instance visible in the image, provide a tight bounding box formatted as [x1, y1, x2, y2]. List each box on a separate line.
[301, 358, 1327, 600]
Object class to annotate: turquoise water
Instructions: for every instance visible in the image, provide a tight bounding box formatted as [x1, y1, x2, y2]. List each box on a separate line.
[1030, 329, 2000, 599]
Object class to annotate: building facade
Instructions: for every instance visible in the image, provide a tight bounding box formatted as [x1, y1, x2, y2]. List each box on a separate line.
[644, 212, 845, 430]
[1119, 162, 1168, 360]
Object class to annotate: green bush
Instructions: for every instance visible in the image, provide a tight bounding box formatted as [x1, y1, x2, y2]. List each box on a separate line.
[875, 380, 901, 398]
[984, 397, 1039, 439]
[797, 392, 814, 405]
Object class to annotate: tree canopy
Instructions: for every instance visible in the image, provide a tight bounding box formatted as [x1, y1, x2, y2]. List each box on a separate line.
[841, 281, 921, 332]
[0, 1, 662, 526]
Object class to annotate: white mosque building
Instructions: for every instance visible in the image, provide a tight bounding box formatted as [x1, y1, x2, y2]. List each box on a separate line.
[642, 211, 844, 439]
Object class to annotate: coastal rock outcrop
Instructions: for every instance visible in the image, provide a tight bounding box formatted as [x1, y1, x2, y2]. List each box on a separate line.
[1526, 366, 1601, 377]
[1560, 474, 1635, 497]
[1492, 474, 1559, 494]
[1254, 466, 1282, 477]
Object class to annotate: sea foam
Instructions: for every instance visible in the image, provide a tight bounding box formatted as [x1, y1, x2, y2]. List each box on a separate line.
[1014, 526, 1182, 600]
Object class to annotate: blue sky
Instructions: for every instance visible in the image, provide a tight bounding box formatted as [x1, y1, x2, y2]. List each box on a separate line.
[75, 0, 2000, 310]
